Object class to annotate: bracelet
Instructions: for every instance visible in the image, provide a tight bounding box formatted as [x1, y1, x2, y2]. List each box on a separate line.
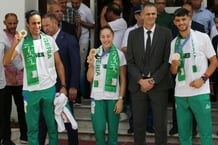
[61, 84, 66, 88]
[201, 76, 208, 83]
[118, 96, 123, 100]
[204, 73, 209, 78]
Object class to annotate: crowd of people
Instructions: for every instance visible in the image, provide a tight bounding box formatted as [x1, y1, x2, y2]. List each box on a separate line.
[0, 0, 218, 145]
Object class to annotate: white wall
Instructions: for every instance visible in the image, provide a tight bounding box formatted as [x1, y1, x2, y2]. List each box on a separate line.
[0, 0, 38, 32]
[0, 0, 38, 122]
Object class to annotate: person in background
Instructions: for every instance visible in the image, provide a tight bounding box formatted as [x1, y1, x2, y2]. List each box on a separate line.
[0, 20, 8, 145]
[127, 2, 173, 145]
[48, 1, 80, 39]
[87, 25, 126, 145]
[70, 0, 95, 104]
[56, 0, 81, 39]
[41, 13, 80, 145]
[170, 8, 217, 145]
[191, 0, 215, 34]
[155, 0, 173, 29]
[100, 2, 127, 50]
[128, 0, 149, 26]
[3, 10, 67, 145]
[0, 13, 27, 145]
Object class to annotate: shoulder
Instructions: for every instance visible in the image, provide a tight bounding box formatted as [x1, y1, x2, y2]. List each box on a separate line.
[130, 26, 143, 34]
[192, 30, 210, 41]
[59, 30, 77, 42]
[80, 3, 91, 12]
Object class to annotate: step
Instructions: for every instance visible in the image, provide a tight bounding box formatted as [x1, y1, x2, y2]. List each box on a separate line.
[72, 100, 218, 144]
[73, 100, 218, 124]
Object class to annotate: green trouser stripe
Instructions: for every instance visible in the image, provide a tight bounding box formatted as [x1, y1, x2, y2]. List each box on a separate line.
[91, 99, 120, 145]
[23, 86, 59, 145]
[175, 94, 213, 145]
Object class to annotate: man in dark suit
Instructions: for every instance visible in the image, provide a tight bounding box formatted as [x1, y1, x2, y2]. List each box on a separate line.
[41, 13, 80, 145]
[127, 2, 173, 145]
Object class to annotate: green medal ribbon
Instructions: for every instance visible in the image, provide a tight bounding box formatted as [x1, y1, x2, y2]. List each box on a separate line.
[174, 35, 190, 81]
[94, 44, 120, 92]
[22, 38, 39, 86]
[22, 32, 52, 86]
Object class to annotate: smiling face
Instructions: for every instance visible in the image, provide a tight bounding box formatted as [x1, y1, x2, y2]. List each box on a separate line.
[173, 15, 191, 33]
[100, 27, 114, 50]
[26, 15, 41, 38]
[142, 5, 157, 29]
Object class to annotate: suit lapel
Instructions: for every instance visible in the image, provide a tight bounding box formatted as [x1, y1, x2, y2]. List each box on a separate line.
[138, 27, 145, 59]
[150, 25, 159, 55]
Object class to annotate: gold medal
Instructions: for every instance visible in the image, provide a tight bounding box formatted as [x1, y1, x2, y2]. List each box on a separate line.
[90, 48, 97, 56]
[19, 29, 27, 37]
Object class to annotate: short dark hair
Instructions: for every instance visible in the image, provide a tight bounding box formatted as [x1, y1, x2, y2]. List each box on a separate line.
[100, 25, 114, 35]
[25, 10, 40, 23]
[174, 8, 189, 18]
[106, 2, 121, 16]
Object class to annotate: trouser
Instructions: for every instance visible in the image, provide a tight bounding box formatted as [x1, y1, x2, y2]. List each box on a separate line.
[175, 94, 213, 145]
[91, 99, 120, 145]
[3, 86, 27, 141]
[171, 94, 197, 131]
[23, 86, 59, 145]
[131, 90, 168, 145]
[38, 101, 78, 145]
[79, 42, 89, 97]
[129, 94, 153, 130]
[0, 88, 6, 140]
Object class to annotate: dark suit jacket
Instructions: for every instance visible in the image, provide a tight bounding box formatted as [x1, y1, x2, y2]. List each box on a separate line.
[55, 30, 80, 91]
[171, 20, 205, 38]
[127, 25, 173, 93]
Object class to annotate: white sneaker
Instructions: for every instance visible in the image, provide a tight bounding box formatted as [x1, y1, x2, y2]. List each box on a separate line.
[120, 112, 128, 121]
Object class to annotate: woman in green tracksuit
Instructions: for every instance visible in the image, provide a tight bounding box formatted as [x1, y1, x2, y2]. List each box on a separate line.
[86, 25, 126, 145]
[3, 10, 67, 145]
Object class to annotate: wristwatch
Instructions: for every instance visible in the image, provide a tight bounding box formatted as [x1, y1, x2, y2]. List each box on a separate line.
[149, 78, 155, 85]
[201, 76, 208, 83]
[118, 96, 123, 100]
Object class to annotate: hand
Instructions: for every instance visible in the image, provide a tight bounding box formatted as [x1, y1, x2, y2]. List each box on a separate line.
[100, 6, 107, 17]
[114, 99, 123, 114]
[14, 32, 23, 42]
[189, 78, 204, 88]
[171, 60, 180, 68]
[74, 15, 81, 24]
[87, 53, 94, 67]
[68, 88, 77, 101]
[138, 78, 154, 93]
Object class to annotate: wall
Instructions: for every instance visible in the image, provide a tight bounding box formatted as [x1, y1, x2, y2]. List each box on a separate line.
[0, 0, 38, 32]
